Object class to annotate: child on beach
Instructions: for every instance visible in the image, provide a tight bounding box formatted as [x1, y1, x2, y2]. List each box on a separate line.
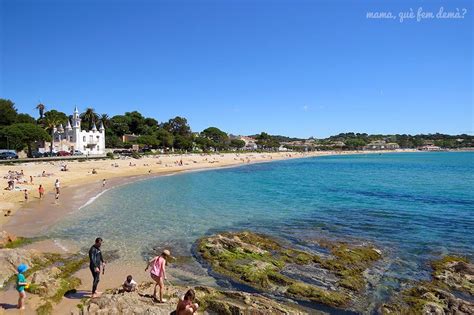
[122, 275, 137, 292]
[54, 179, 60, 194]
[145, 249, 172, 303]
[176, 289, 199, 315]
[17, 264, 28, 310]
[38, 184, 45, 200]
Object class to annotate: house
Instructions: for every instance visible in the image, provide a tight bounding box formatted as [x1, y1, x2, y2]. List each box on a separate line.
[364, 140, 399, 150]
[419, 145, 441, 151]
[46, 106, 106, 155]
[122, 134, 139, 143]
[236, 136, 258, 150]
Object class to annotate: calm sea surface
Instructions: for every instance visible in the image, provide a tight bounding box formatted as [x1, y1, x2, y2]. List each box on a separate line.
[48, 152, 474, 302]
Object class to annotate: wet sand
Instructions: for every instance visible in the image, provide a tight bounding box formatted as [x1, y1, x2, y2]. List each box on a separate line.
[1, 171, 177, 237]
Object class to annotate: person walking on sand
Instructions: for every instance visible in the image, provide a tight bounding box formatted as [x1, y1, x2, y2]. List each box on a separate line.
[145, 249, 172, 303]
[54, 179, 60, 194]
[89, 237, 105, 298]
[24, 189, 28, 202]
[102, 179, 106, 188]
[38, 184, 45, 200]
[16, 263, 28, 310]
[54, 179, 60, 203]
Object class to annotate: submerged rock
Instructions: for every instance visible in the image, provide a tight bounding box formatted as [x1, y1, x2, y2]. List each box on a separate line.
[196, 231, 382, 309]
[381, 256, 474, 314]
[76, 282, 313, 315]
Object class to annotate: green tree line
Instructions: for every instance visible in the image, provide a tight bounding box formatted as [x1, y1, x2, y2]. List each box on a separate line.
[1, 98, 472, 156]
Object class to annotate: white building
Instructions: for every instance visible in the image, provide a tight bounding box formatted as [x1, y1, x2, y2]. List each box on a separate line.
[48, 106, 106, 155]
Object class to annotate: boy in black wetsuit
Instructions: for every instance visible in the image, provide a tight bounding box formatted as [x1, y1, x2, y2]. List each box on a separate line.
[89, 237, 105, 297]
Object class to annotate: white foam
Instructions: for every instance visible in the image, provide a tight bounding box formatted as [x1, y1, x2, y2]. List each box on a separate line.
[53, 239, 69, 252]
[79, 188, 109, 210]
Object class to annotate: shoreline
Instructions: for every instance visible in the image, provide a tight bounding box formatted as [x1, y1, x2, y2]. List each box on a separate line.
[0, 150, 419, 236]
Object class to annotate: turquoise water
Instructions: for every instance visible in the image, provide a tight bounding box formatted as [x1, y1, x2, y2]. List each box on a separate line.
[49, 152, 474, 302]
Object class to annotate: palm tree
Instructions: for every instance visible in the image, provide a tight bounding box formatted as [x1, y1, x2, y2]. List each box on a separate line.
[100, 113, 110, 128]
[36, 103, 45, 120]
[44, 113, 63, 153]
[80, 107, 99, 130]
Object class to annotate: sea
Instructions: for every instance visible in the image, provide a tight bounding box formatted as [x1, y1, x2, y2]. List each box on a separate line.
[47, 151, 474, 308]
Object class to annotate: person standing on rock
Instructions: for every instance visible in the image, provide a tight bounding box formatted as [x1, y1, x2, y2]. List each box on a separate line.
[145, 249, 171, 303]
[89, 237, 105, 298]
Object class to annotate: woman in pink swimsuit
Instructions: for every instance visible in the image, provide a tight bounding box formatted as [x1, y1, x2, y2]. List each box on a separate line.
[145, 249, 171, 302]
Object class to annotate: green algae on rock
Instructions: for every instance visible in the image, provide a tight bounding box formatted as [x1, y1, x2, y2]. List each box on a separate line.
[27, 253, 88, 314]
[380, 255, 474, 314]
[197, 231, 382, 308]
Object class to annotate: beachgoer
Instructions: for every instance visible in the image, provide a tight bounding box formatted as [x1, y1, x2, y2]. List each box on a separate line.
[176, 289, 199, 315]
[54, 179, 60, 194]
[17, 263, 28, 310]
[24, 189, 28, 202]
[102, 179, 106, 187]
[38, 184, 45, 200]
[122, 275, 137, 292]
[145, 249, 171, 303]
[42, 170, 46, 177]
[30, 176, 33, 184]
[92, 168, 97, 174]
[89, 237, 105, 298]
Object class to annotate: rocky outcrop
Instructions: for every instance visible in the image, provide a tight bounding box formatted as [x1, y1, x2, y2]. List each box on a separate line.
[0, 231, 17, 247]
[75, 282, 313, 315]
[30, 253, 88, 313]
[0, 231, 33, 249]
[0, 246, 44, 288]
[381, 256, 474, 314]
[196, 231, 382, 309]
[0, 244, 87, 314]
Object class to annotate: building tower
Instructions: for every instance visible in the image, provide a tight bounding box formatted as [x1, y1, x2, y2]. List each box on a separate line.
[72, 106, 81, 143]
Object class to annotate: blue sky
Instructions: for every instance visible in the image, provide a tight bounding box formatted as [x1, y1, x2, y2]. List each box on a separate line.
[0, 0, 472, 138]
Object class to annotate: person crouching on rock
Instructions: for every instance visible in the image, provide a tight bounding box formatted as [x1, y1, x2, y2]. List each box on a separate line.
[176, 289, 199, 315]
[89, 237, 105, 298]
[145, 249, 171, 303]
[122, 275, 137, 292]
[16, 263, 28, 310]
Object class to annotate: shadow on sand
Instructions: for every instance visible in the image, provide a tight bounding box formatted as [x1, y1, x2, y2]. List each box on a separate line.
[0, 303, 18, 310]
